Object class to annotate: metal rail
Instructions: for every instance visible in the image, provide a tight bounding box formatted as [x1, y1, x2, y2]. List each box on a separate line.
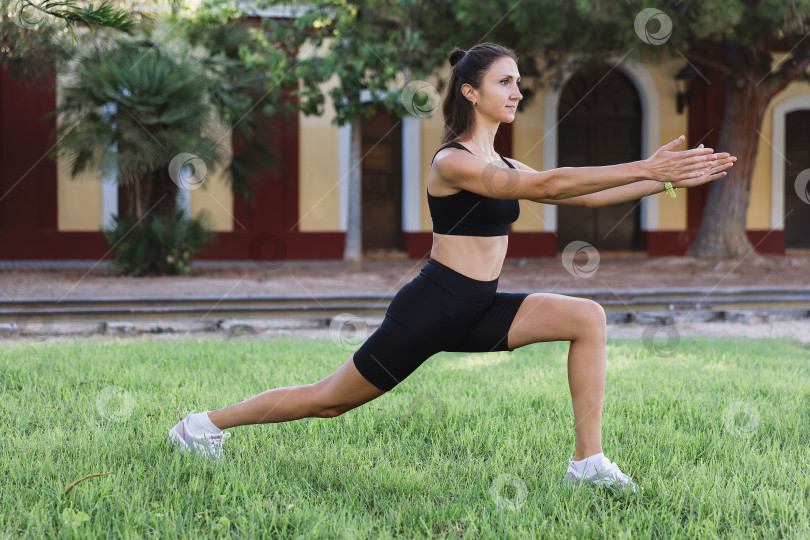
[2, 286, 810, 324]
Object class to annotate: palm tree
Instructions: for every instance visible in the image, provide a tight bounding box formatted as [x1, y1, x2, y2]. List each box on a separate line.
[48, 17, 281, 274]
[52, 35, 223, 221]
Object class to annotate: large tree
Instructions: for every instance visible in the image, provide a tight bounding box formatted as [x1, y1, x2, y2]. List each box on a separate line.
[677, 2, 810, 257]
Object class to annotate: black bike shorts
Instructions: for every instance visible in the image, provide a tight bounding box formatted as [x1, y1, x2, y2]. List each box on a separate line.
[352, 257, 531, 392]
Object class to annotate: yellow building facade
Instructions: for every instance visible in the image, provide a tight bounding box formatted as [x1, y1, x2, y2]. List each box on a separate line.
[3, 47, 808, 260]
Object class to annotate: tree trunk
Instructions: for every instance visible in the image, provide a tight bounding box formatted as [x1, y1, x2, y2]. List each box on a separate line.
[687, 42, 772, 259]
[151, 167, 178, 222]
[118, 170, 176, 222]
[686, 83, 767, 258]
[119, 181, 137, 221]
[344, 115, 363, 272]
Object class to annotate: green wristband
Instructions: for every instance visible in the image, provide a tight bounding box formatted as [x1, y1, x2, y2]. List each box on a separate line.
[664, 182, 676, 198]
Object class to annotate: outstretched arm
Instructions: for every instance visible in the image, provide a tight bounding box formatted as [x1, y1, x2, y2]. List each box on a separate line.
[510, 144, 736, 208]
[434, 136, 719, 201]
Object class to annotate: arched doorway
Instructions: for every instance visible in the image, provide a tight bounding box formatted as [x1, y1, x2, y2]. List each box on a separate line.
[361, 105, 404, 256]
[784, 109, 810, 250]
[556, 67, 643, 251]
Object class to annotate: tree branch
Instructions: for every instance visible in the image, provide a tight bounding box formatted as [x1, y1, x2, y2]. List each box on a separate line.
[762, 33, 810, 98]
[19, 0, 135, 33]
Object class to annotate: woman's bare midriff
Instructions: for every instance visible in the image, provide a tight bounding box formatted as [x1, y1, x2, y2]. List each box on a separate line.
[429, 233, 508, 281]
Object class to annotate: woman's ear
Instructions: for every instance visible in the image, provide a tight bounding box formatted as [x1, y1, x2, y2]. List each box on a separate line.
[460, 83, 476, 105]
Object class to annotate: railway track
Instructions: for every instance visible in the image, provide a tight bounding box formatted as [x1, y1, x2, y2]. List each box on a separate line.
[3, 286, 810, 325]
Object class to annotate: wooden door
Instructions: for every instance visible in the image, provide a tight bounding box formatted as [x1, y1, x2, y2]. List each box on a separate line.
[556, 67, 643, 251]
[785, 110, 810, 249]
[361, 106, 403, 254]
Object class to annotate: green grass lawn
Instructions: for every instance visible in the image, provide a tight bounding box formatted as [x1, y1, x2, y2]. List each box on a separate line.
[1, 335, 808, 539]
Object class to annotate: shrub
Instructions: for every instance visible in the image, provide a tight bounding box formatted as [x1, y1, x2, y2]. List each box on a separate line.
[103, 209, 214, 277]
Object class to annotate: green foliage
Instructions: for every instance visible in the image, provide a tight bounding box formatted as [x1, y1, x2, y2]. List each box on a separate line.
[102, 209, 214, 276]
[33, 0, 135, 40]
[255, 0, 453, 125]
[0, 0, 134, 78]
[1, 2, 73, 79]
[270, 0, 810, 120]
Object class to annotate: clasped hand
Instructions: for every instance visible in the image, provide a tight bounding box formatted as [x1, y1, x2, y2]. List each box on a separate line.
[645, 135, 737, 186]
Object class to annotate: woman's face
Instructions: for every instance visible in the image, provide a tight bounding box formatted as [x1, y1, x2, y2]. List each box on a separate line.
[465, 56, 523, 123]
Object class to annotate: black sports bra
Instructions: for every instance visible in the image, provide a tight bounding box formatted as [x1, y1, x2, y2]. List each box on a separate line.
[428, 142, 520, 236]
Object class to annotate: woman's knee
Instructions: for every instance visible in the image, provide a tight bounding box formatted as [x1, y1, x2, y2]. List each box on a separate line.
[306, 383, 349, 418]
[312, 402, 349, 418]
[308, 355, 387, 418]
[576, 299, 606, 333]
[309, 390, 373, 418]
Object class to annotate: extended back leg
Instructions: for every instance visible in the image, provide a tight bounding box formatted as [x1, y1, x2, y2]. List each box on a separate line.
[207, 354, 386, 429]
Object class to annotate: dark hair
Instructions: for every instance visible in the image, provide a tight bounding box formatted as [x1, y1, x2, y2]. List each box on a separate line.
[441, 43, 518, 144]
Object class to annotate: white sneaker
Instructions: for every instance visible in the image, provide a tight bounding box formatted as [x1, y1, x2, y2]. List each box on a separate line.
[167, 410, 232, 463]
[564, 453, 641, 492]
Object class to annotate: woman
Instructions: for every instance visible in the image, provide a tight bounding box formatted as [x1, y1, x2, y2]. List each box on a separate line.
[168, 43, 735, 491]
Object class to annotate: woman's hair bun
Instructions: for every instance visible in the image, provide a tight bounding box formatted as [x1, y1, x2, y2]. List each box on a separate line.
[449, 48, 466, 67]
